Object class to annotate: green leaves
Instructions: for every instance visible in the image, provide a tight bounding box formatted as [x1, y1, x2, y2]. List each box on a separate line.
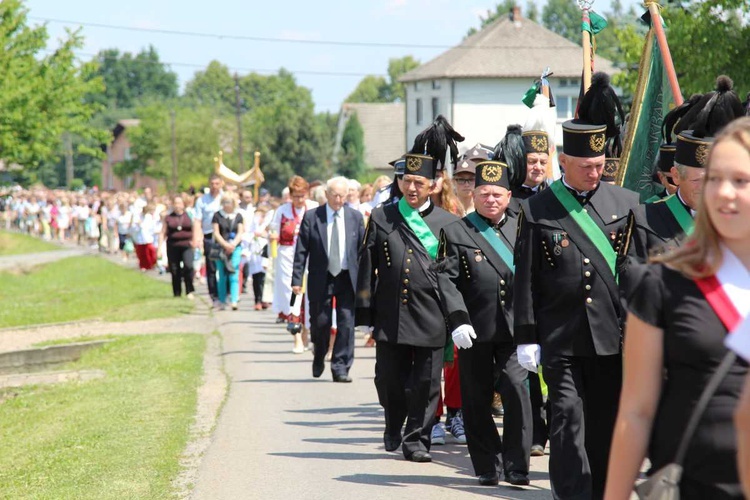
[345, 56, 420, 103]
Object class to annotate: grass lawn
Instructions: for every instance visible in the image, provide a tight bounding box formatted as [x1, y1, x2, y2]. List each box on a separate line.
[0, 230, 59, 256]
[0, 256, 193, 328]
[0, 334, 206, 499]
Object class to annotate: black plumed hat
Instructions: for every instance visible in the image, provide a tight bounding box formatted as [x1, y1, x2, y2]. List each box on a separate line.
[577, 72, 625, 158]
[492, 125, 526, 188]
[675, 76, 744, 138]
[409, 115, 465, 171]
[662, 93, 704, 145]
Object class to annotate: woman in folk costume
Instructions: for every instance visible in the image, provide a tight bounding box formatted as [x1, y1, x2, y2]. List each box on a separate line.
[606, 117, 750, 499]
[270, 175, 318, 353]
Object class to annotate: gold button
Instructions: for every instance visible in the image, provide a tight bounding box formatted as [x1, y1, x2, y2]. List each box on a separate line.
[406, 259, 411, 264]
[586, 298, 593, 304]
[585, 285, 591, 291]
[585, 271, 591, 277]
[407, 249, 413, 254]
[402, 289, 408, 294]
[501, 300, 505, 306]
[583, 208, 588, 213]
[500, 290, 506, 296]
[405, 269, 410, 274]
[584, 258, 590, 264]
[612, 215, 618, 220]
[500, 279, 506, 286]
[384, 241, 388, 246]
[403, 279, 409, 284]
[402, 299, 408, 304]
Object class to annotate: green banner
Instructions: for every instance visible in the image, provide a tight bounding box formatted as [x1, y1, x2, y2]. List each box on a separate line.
[582, 11, 608, 35]
[618, 21, 676, 202]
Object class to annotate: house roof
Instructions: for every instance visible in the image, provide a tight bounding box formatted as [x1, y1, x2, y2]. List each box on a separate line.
[400, 15, 615, 82]
[342, 102, 405, 170]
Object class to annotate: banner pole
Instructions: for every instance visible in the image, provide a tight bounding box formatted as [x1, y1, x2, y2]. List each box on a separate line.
[648, 2, 683, 106]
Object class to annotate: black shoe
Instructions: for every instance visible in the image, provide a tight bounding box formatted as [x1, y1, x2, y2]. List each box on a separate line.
[406, 451, 432, 463]
[333, 374, 352, 383]
[384, 434, 402, 452]
[478, 472, 499, 486]
[530, 444, 545, 457]
[312, 358, 324, 378]
[505, 471, 530, 486]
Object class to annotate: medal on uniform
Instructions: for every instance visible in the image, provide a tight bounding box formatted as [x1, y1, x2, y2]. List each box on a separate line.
[560, 232, 569, 248]
[553, 233, 563, 256]
[474, 250, 482, 262]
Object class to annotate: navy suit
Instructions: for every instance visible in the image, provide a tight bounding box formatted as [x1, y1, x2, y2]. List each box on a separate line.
[292, 204, 365, 378]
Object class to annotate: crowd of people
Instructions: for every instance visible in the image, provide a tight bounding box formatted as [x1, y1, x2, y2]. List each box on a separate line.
[4, 72, 750, 500]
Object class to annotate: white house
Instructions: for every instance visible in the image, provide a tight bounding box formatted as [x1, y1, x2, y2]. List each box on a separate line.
[400, 6, 616, 152]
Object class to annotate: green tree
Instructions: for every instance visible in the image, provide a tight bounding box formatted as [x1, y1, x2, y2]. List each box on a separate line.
[91, 46, 178, 109]
[0, 0, 107, 172]
[527, 1, 540, 22]
[182, 60, 236, 112]
[338, 114, 366, 179]
[542, 0, 582, 44]
[466, 0, 521, 36]
[345, 56, 420, 103]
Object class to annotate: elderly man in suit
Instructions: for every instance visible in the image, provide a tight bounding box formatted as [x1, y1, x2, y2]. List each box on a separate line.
[292, 176, 365, 382]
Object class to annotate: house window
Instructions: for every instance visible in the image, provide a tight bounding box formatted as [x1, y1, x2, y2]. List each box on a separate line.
[416, 98, 423, 125]
[414, 82, 420, 91]
[432, 80, 441, 90]
[431, 97, 439, 121]
[124, 147, 132, 161]
[556, 96, 579, 120]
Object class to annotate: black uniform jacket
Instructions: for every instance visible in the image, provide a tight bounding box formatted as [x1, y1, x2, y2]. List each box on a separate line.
[437, 214, 516, 344]
[629, 196, 691, 260]
[356, 201, 458, 348]
[513, 181, 640, 357]
[508, 185, 544, 218]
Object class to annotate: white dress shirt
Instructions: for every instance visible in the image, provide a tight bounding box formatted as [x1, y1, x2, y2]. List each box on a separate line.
[326, 204, 348, 271]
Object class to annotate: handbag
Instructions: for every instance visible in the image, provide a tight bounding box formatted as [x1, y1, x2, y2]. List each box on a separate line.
[634, 351, 737, 499]
[206, 239, 223, 261]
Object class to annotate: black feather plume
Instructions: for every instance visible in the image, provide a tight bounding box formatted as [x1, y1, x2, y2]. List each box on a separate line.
[692, 75, 745, 138]
[409, 115, 465, 170]
[577, 72, 625, 141]
[492, 125, 526, 188]
[662, 93, 703, 144]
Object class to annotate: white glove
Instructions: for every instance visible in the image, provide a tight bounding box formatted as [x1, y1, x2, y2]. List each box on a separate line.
[452, 324, 477, 350]
[517, 344, 541, 373]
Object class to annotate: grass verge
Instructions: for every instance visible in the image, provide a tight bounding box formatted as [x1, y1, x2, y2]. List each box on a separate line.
[0, 230, 59, 256]
[0, 256, 193, 328]
[0, 334, 206, 499]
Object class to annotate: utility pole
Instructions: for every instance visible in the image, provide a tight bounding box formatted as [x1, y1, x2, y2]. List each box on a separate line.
[234, 73, 245, 171]
[64, 132, 74, 188]
[170, 109, 178, 193]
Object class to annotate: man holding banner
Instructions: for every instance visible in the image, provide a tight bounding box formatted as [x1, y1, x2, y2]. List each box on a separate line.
[356, 152, 458, 463]
[513, 118, 640, 499]
[436, 160, 532, 487]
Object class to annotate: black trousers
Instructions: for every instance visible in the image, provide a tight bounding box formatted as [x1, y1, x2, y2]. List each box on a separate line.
[252, 272, 266, 304]
[203, 234, 217, 300]
[308, 271, 355, 377]
[166, 244, 194, 297]
[544, 354, 622, 500]
[374, 341, 442, 458]
[529, 371, 550, 448]
[460, 341, 531, 476]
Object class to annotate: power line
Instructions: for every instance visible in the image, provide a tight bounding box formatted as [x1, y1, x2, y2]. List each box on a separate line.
[30, 15, 574, 50]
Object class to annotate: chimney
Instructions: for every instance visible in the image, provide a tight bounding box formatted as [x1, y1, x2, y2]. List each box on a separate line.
[511, 5, 522, 21]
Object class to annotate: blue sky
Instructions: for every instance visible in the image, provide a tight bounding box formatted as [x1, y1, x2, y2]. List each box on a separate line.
[26, 0, 642, 113]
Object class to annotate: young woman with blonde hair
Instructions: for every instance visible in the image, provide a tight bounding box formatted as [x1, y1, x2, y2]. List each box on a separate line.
[605, 118, 750, 500]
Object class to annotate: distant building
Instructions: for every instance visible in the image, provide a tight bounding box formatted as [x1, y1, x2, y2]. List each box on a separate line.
[101, 119, 161, 192]
[400, 6, 616, 151]
[335, 102, 405, 173]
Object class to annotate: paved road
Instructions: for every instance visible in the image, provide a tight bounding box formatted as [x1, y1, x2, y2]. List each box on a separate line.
[192, 303, 552, 500]
[0, 247, 87, 271]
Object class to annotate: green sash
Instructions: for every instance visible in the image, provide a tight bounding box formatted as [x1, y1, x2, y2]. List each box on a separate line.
[549, 180, 618, 279]
[664, 194, 695, 237]
[645, 194, 661, 204]
[465, 211, 515, 274]
[398, 197, 439, 259]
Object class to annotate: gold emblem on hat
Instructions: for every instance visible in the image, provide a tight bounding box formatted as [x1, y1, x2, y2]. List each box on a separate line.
[604, 159, 619, 177]
[696, 144, 709, 167]
[531, 136, 548, 153]
[481, 164, 502, 183]
[590, 133, 606, 153]
[406, 156, 423, 172]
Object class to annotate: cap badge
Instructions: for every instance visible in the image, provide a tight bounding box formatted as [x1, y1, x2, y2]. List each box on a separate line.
[531, 136, 548, 152]
[481, 165, 502, 183]
[406, 156, 423, 172]
[589, 134, 606, 153]
[696, 144, 709, 167]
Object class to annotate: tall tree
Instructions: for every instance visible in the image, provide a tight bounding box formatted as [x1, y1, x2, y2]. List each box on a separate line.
[0, 0, 106, 172]
[541, 0, 582, 44]
[466, 0, 522, 36]
[182, 60, 236, 112]
[338, 114, 366, 179]
[90, 46, 178, 109]
[345, 56, 420, 103]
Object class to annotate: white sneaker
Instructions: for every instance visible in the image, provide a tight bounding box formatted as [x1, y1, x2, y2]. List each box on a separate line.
[450, 410, 467, 444]
[431, 422, 446, 445]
